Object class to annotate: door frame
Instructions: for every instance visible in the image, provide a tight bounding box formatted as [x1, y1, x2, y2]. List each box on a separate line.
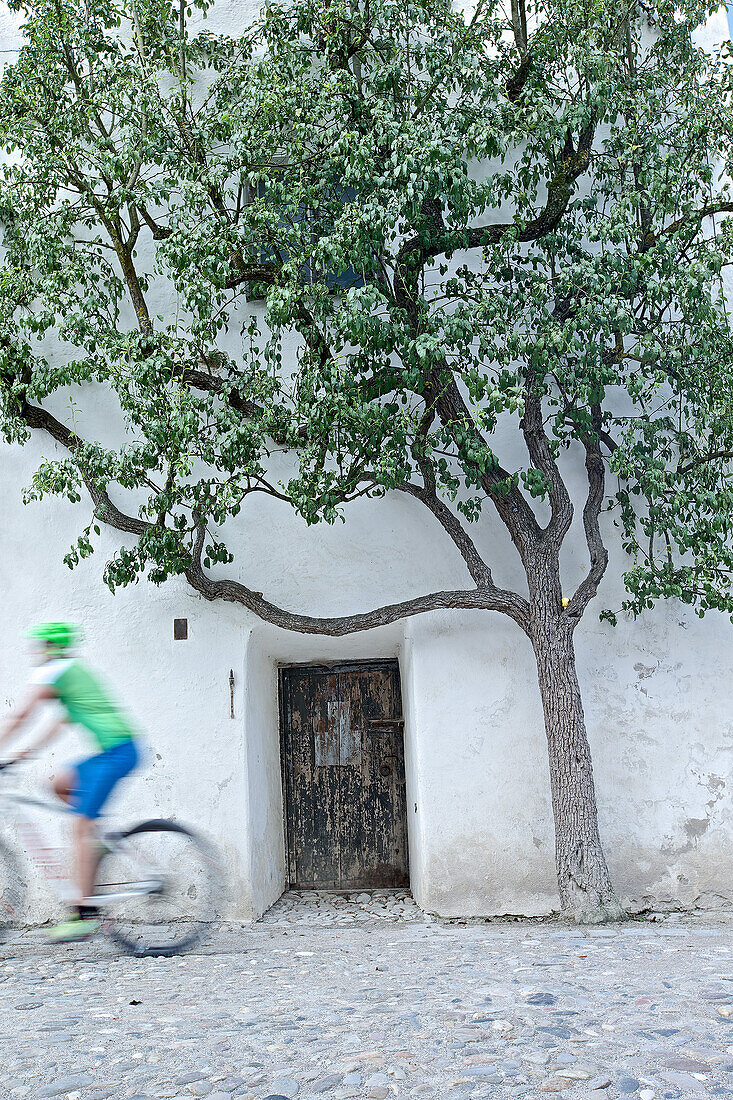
[277, 658, 406, 890]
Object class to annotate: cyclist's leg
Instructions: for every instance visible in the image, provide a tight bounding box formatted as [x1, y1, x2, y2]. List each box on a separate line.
[46, 813, 102, 942]
[73, 814, 98, 904]
[73, 741, 139, 900]
[48, 743, 137, 941]
[45, 758, 101, 940]
[51, 769, 76, 805]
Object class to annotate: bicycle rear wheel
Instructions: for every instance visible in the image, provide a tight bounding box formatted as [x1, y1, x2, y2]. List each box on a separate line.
[95, 819, 223, 957]
[0, 837, 26, 945]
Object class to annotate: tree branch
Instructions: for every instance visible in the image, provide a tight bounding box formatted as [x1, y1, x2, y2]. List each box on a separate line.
[506, 51, 532, 103]
[21, 402, 149, 536]
[397, 481, 531, 630]
[18, 402, 530, 636]
[428, 367, 543, 556]
[520, 382, 573, 540]
[399, 483, 490, 583]
[224, 258, 281, 290]
[185, 566, 520, 635]
[566, 405, 609, 618]
[181, 366, 264, 421]
[510, 0, 528, 54]
[644, 202, 733, 250]
[397, 119, 596, 269]
[677, 448, 733, 476]
[137, 205, 172, 241]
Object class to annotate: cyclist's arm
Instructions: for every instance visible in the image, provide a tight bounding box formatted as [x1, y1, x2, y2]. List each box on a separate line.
[12, 714, 66, 762]
[0, 684, 56, 749]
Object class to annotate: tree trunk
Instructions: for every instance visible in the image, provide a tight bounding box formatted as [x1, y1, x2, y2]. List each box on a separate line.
[531, 611, 625, 924]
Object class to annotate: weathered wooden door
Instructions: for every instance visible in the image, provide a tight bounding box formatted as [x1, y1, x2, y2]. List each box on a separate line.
[279, 660, 409, 890]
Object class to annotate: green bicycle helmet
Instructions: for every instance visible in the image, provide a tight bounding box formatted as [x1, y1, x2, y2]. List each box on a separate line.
[25, 622, 81, 650]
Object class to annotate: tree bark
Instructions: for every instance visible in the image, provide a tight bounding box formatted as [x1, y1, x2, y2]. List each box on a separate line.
[530, 605, 625, 924]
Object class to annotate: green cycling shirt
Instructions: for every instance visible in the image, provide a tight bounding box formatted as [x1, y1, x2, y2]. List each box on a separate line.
[32, 658, 137, 752]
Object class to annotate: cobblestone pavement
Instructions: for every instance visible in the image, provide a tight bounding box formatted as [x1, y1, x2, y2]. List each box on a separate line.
[2, 893, 733, 1100]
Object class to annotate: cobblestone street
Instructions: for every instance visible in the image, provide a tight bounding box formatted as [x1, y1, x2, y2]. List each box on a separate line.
[2, 894, 733, 1100]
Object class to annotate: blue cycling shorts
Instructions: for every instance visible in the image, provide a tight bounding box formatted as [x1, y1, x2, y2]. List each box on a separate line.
[71, 739, 138, 820]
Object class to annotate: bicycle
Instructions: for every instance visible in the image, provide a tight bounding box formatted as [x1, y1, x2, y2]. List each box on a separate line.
[0, 761, 224, 956]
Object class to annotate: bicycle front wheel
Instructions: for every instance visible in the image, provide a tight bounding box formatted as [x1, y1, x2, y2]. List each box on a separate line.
[0, 837, 26, 945]
[95, 819, 223, 957]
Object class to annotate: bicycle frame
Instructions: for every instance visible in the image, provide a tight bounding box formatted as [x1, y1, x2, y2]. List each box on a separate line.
[1, 782, 76, 901]
[0, 779, 163, 908]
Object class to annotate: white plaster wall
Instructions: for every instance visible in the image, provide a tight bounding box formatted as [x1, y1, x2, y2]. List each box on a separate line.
[242, 632, 286, 917]
[397, 634, 424, 907]
[403, 611, 556, 917]
[2, 2, 733, 924]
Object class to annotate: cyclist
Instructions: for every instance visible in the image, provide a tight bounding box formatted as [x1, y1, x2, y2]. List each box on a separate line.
[0, 623, 139, 941]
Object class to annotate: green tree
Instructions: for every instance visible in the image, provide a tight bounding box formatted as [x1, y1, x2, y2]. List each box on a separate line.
[2, 0, 733, 922]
